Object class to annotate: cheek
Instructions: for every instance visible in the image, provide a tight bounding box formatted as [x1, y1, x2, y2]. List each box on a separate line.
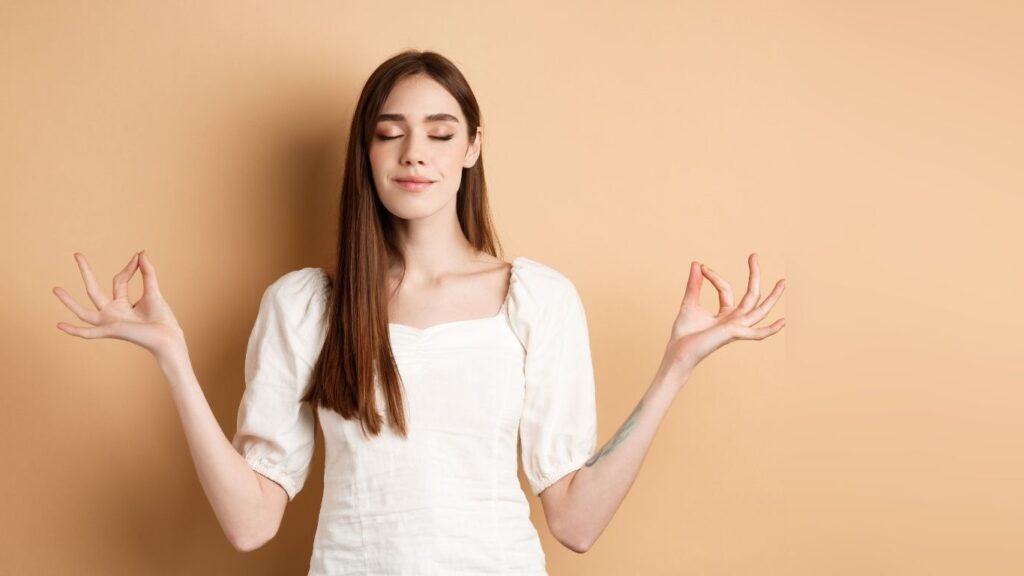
[367, 147, 388, 178]
[442, 148, 467, 173]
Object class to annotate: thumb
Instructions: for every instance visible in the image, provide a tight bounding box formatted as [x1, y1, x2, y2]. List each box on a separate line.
[138, 250, 164, 298]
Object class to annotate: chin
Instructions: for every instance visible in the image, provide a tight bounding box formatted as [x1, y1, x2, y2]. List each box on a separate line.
[380, 198, 444, 220]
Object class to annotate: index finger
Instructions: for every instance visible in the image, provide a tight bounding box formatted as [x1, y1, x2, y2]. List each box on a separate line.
[112, 252, 140, 301]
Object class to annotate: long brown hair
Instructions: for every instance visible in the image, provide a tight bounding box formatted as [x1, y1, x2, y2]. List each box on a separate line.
[301, 49, 504, 440]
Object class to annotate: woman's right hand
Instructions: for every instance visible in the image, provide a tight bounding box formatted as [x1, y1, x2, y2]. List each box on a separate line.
[54, 250, 186, 361]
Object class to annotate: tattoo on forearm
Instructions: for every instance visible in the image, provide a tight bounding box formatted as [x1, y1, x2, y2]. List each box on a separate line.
[584, 399, 643, 467]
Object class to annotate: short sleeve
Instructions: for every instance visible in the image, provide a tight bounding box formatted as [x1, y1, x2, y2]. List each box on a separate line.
[230, 267, 328, 502]
[507, 258, 599, 496]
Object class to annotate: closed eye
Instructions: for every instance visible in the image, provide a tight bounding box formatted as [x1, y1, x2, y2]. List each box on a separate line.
[375, 134, 455, 141]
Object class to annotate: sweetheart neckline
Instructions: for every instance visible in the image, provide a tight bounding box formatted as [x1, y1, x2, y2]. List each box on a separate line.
[387, 256, 523, 335]
[387, 303, 508, 335]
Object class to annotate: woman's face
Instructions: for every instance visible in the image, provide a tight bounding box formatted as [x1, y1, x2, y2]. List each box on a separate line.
[369, 73, 481, 222]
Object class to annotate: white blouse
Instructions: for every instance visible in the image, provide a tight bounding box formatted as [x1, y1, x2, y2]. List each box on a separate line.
[230, 256, 599, 575]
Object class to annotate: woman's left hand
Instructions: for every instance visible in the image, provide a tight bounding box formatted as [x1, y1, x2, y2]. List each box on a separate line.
[661, 253, 786, 376]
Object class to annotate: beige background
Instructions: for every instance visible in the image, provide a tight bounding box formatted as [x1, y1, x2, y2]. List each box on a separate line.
[3, 1, 1021, 574]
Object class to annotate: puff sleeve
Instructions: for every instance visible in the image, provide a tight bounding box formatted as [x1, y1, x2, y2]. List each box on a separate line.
[508, 258, 599, 496]
[230, 267, 328, 501]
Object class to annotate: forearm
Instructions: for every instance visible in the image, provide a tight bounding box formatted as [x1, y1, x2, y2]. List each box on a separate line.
[557, 361, 691, 551]
[158, 345, 273, 551]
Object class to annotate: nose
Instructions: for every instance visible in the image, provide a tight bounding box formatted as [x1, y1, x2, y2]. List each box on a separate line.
[400, 133, 428, 166]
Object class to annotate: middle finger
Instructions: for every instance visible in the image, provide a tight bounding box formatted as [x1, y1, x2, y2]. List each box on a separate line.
[74, 252, 110, 309]
[737, 253, 762, 312]
[744, 278, 786, 325]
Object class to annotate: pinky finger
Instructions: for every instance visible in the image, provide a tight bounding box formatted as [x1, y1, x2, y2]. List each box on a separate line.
[734, 318, 786, 340]
[56, 322, 107, 339]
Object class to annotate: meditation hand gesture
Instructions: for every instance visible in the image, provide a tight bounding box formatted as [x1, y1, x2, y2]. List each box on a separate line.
[662, 253, 786, 377]
[53, 251, 185, 361]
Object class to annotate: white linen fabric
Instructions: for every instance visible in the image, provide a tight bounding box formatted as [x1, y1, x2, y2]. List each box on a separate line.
[230, 256, 598, 575]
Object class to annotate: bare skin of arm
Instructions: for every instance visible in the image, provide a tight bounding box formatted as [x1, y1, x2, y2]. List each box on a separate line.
[54, 250, 287, 552]
[539, 254, 787, 552]
[159, 343, 289, 551]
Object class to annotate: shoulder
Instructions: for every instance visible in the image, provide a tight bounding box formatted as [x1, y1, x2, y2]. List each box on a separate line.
[259, 267, 330, 330]
[263, 267, 328, 301]
[507, 257, 585, 345]
[510, 256, 582, 308]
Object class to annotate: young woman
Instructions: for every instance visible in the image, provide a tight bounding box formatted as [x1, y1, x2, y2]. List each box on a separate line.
[54, 50, 786, 575]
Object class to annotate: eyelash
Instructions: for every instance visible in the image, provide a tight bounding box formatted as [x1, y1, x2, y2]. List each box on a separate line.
[375, 134, 455, 141]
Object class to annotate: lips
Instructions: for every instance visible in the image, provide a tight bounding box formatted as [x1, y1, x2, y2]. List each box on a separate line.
[394, 178, 434, 191]
[395, 176, 434, 183]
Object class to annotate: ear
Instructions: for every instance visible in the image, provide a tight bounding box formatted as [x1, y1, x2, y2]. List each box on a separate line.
[463, 126, 482, 169]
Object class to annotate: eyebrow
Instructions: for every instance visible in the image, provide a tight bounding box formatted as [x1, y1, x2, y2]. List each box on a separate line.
[375, 113, 460, 124]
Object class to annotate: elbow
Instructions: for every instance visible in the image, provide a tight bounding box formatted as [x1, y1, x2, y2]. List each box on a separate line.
[572, 532, 595, 554]
[229, 533, 260, 554]
[552, 524, 594, 554]
[560, 534, 593, 554]
[228, 525, 276, 553]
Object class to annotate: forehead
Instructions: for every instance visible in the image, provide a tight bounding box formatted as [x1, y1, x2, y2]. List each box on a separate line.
[377, 74, 464, 123]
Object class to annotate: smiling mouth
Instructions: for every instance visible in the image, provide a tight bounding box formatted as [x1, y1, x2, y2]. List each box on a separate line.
[394, 179, 434, 191]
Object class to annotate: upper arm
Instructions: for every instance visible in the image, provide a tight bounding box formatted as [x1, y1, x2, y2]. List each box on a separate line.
[511, 267, 599, 499]
[229, 269, 325, 550]
[537, 468, 579, 548]
[241, 472, 289, 551]
[507, 261, 597, 551]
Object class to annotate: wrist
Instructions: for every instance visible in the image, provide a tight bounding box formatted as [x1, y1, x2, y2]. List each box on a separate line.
[655, 356, 693, 391]
[155, 337, 190, 374]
